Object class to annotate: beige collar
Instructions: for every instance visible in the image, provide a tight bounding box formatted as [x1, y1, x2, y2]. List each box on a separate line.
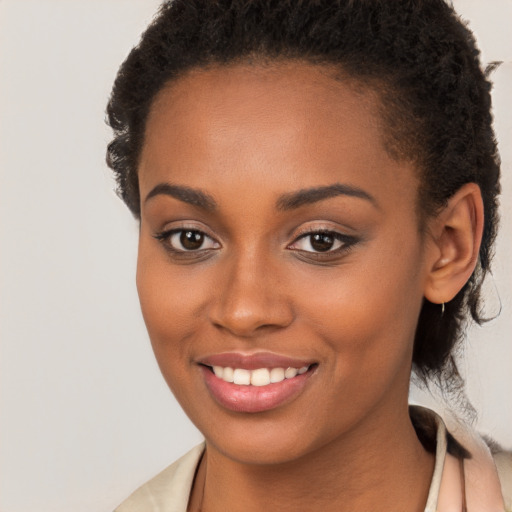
[422, 407, 505, 512]
[115, 407, 507, 511]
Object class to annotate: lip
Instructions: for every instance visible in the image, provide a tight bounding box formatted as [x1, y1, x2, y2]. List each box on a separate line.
[198, 351, 314, 370]
[198, 352, 317, 414]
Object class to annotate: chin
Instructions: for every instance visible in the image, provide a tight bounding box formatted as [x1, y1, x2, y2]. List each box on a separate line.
[191, 404, 338, 466]
[207, 430, 317, 466]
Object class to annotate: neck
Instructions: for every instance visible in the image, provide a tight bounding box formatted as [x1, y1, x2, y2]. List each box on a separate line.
[193, 403, 435, 512]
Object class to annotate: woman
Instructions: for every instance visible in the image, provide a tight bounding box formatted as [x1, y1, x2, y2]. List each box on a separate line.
[106, 1, 511, 510]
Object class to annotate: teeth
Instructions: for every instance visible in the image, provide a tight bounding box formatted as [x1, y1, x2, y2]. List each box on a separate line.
[233, 368, 251, 385]
[223, 367, 234, 382]
[269, 367, 285, 383]
[251, 368, 270, 386]
[284, 367, 298, 379]
[211, 365, 310, 386]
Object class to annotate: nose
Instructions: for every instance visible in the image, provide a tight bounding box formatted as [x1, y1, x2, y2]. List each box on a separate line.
[208, 251, 294, 338]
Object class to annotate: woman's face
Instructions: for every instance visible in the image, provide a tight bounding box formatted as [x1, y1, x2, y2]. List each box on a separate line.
[136, 63, 431, 465]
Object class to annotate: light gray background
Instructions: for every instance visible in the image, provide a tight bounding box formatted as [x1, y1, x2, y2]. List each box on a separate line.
[0, 1, 510, 511]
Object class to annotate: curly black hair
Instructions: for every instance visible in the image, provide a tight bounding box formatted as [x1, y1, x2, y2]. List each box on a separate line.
[106, 0, 500, 403]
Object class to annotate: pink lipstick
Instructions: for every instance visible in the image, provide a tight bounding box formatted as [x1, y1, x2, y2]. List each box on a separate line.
[198, 352, 317, 413]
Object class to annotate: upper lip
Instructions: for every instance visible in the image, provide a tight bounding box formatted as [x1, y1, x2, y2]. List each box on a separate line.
[197, 352, 315, 370]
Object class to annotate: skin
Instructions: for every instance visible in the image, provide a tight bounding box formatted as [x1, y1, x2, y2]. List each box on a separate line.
[136, 62, 483, 512]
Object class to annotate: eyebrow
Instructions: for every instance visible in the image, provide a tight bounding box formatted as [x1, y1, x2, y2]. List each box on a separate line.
[276, 183, 378, 210]
[144, 183, 217, 211]
[144, 181, 377, 212]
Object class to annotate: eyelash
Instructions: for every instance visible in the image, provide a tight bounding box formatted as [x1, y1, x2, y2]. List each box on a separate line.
[153, 228, 220, 255]
[153, 227, 358, 259]
[288, 229, 358, 258]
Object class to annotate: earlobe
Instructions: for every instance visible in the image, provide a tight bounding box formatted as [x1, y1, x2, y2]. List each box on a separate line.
[424, 183, 484, 305]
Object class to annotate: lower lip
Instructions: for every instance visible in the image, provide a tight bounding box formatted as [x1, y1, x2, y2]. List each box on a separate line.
[200, 366, 315, 413]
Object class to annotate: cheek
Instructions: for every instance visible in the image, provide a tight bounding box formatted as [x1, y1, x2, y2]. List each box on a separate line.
[299, 237, 425, 379]
[135, 247, 213, 417]
[135, 241, 209, 368]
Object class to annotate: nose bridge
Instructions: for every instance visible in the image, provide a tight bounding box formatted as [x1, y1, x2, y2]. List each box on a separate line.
[210, 245, 293, 336]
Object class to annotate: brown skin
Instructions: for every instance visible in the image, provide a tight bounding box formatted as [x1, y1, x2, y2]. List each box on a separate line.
[136, 63, 483, 511]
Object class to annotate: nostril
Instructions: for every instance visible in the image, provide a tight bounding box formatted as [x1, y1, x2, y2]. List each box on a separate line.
[210, 320, 290, 338]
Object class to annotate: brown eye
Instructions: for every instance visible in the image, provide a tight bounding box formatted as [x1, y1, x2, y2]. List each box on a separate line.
[310, 233, 335, 252]
[290, 231, 342, 253]
[155, 228, 220, 253]
[180, 230, 204, 250]
[288, 230, 358, 255]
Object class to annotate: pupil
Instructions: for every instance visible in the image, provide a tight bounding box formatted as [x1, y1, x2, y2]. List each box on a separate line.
[311, 233, 334, 252]
[180, 230, 204, 250]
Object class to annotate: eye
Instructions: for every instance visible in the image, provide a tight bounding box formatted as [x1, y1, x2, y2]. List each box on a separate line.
[154, 229, 220, 252]
[288, 231, 356, 254]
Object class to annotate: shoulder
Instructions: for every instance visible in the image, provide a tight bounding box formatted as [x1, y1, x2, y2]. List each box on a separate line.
[490, 446, 512, 511]
[410, 405, 511, 510]
[447, 416, 512, 511]
[114, 443, 205, 512]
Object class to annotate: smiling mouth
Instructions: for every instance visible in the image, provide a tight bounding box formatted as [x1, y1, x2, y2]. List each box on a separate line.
[205, 364, 313, 386]
[199, 362, 318, 413]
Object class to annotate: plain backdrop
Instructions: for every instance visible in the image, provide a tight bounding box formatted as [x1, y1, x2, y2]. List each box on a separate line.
[0, 1, 510, 511]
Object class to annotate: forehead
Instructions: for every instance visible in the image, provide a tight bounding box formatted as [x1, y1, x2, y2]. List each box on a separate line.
[139, 62, 418, 210]
[144, 62, 381, 154]
[151, 61, 377, 116]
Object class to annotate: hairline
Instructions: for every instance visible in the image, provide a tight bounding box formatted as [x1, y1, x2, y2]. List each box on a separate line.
[139, 57, 429, 231]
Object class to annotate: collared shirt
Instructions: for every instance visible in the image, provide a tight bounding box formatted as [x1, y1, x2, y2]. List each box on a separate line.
[115, 407, 511, 512]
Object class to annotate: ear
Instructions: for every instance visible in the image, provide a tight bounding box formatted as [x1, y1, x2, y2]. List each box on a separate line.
[423, 183, 484, 305]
